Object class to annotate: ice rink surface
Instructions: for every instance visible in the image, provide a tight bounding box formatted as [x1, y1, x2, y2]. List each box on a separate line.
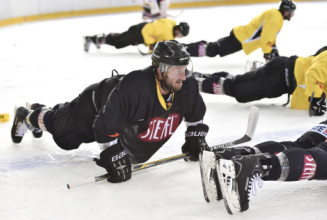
[1, 1, 327, 219]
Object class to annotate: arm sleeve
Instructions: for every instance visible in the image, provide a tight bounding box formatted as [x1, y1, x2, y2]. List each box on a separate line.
[141, 23, 156, 46]
[260, 14, 282, 54]
[93, 84, 136, 143]
[304, 61, 327, 98]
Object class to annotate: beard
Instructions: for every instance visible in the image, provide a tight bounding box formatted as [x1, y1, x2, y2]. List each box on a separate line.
[161, 78, 183, 93]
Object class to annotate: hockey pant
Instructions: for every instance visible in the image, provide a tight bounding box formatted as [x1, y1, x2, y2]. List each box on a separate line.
[185, 30, 242, 57]
[223, 56, 293, 103]
[105, 22, 147, 49]
[254, 119, 327, 181]
[43, 75, 124, 150]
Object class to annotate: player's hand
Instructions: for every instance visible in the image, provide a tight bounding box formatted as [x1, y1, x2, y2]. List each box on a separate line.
[94, 142, 131, 183]
[264, 49, 279, 62]
[309, 93, 327, 116]
[182, 124, 209, 161]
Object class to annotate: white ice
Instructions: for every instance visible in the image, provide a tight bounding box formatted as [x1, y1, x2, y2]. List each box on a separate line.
[1, 2, 327, 219]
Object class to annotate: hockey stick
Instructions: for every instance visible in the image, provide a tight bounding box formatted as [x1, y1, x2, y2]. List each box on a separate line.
[137, 44, 151, 55]
[67, 106, 259, 189]
[210, 106, 259, 150]
[67, 153, 190, 189]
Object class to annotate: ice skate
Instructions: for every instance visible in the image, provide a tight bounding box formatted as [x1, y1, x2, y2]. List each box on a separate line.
[200, 147, 255, 203]
[84, 36, 92, 52]
[11, 107, 33, 143]
[199, 150, 220, 202]
[217, 155, 264, 214]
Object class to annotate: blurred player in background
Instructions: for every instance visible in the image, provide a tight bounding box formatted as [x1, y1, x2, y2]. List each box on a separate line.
[84, 18, 189, 53]
[184, 0, 296, 62]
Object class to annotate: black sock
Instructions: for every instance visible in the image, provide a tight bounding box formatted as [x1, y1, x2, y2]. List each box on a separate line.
[29, 108, 42, 129]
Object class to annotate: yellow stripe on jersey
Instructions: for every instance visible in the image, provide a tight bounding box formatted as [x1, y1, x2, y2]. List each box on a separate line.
[155, 78, 175, 110]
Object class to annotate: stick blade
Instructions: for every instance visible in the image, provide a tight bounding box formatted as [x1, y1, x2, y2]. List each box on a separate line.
[245, 106, 259, 139]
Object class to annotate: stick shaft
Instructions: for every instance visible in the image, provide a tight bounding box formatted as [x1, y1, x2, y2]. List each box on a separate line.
[67, 106, 259, 189]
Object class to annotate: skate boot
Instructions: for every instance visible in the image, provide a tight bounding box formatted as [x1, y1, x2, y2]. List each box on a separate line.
[28, 103, 45, 138]
[217, 155, 265, 214]
[11, 107, 34, 143]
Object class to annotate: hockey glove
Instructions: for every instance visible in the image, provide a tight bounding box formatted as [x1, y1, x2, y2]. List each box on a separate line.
[309, 93, 327, 116]
[182, 124, 209, 161]
[94, 143, 132, 183]
[264, 49, 279, 62]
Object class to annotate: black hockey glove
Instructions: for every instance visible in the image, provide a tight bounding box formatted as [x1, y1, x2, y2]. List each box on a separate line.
[309, 93, 327, 116]
[94, 143, 132, 183]
[264, 49, 279, 62]
[182, 124, 209, 161]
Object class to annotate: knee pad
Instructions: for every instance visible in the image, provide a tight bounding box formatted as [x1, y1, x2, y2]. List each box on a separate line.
[206, 42, 219, 57]
[308, 142, 327, 180]
[255, 141, 287, 154]
[279, 148, 317, 181]
[185, 41, 207, 57]
[53, 130, 83, 150]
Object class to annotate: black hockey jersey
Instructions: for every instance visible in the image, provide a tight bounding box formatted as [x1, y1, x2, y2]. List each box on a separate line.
[93, 66, 206, 163]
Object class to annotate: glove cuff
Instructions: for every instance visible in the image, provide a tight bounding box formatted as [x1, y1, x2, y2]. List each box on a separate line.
[185, 124, 209, 138]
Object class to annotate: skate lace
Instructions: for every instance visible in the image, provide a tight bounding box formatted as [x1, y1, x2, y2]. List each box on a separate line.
[15, 121, 28, 137]
[248, 173, 263, 198]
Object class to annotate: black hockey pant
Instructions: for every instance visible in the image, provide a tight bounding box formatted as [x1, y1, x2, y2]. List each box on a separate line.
[43, 75, 124, 150]
[105, 22, 147, 49]
[224, 56, 290, 103]
[185, 29, 242, 57]
[254, 119, 327, 181]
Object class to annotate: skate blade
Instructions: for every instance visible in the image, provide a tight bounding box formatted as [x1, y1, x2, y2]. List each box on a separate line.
[199, 150, 217, 202]
[216, 159, 240, 215]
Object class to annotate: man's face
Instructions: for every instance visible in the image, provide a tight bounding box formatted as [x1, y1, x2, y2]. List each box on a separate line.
[162, 65, 187, 92]
[285, 10, 295, 21]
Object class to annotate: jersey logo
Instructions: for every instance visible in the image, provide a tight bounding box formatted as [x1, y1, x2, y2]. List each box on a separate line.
[299, 155, 316, 180]
[314, 81, 324, 89]
[138, 113, 180, 142]
[309, 125, 327, 138]
[108, 133, 119, 137]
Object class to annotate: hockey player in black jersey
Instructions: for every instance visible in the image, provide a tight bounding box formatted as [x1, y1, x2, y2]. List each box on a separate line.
[11, 40, 208, 183]
[195, 46, 327, 116]
[200, 118, 327, 214]
[183, 0, 296, 62]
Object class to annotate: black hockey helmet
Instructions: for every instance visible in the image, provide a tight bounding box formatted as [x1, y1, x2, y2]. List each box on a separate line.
[279, 0, 296, 14]
[174, 22, 190, 37]
[152, 40, 193, 78]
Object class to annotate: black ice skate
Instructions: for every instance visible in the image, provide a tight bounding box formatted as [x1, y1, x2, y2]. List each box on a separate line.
[200, 147, 254, 203]
[27, 103, 45, 138]
[217, 155, 264, 214]
[11, 107, 33, 143]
